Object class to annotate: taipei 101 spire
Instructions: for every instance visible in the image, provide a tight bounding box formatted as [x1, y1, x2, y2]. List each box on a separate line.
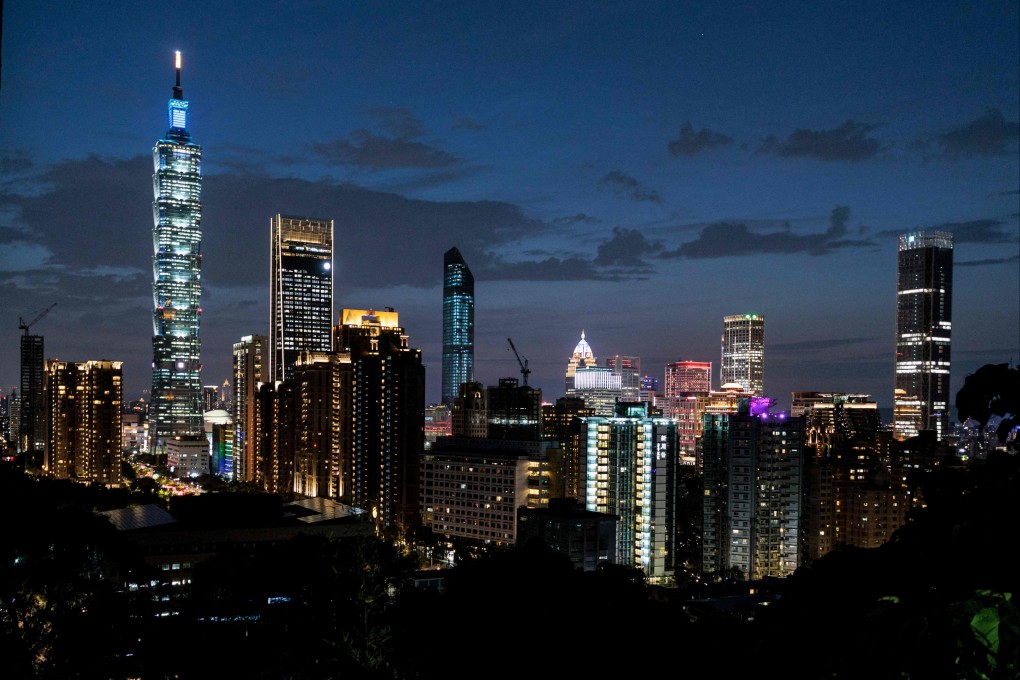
[149, 51, 204, 453]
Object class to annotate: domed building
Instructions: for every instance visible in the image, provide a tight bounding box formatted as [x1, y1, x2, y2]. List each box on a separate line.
[565, 330, 596, 394]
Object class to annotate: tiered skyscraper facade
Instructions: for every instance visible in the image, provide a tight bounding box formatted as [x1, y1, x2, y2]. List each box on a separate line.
[442, 247, 474, 406]
[270, 214, 334, 383]
[150, 52, 204, 452]
[894, 231, 953, 440]
[720, 314, 764, 396]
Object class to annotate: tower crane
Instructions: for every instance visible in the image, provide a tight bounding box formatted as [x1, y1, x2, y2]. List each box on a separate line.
[506, 337, 530, 387]
[19, 303, 57, 335]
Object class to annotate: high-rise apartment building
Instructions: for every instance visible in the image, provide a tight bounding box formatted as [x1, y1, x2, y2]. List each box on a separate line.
[150, 52, 204, 453]
[0, 390, 10, 456]
[582, 402, 677, 580]
[44, 360, 123, 486]
[270, 214, 334, 383]
[232, 334, 268, 483]
[334, 308, 425, 532]
[720, 314, 765, 396]
[894, 231, 953, 441]
[442, 247, 474, 406]
[19, 334, 45, 464]
[701, 404, 803, 580]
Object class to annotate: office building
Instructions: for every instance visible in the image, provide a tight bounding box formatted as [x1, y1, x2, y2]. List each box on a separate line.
[606, 355, 641, 402]
[516, 498, 618, 571]
[639, 375, 659, 405]
[894, 231, 953, 440]
[420, 437, 552, 547]
[568, 365, 622, 417]
[486, 377, 542, 441]
[149, 52, 204, 453]
[565, 330, 596, 394]
[720, 314, 765, 396]
[44, 360, 123, 485]
[424, 404, 452, 451]
[442, 247, 474, 407]
[334, 308, 425, 532]
[270, 214, 334, 383]
[451, 381, 487, 438]
[232, 335, 268, 483]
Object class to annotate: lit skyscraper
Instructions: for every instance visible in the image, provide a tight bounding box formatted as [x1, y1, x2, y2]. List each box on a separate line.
[150, 51, 204, 453]
[442, 247, 474, 406]
[721, 314, 765, 396]
[19, 333, 45, 464]
[232, 334, 268, 483]
[270, 214, 334, 383]
[894, 231, 953, 440]
[45, 360, 123, 486]
[565, 330, 596, 394]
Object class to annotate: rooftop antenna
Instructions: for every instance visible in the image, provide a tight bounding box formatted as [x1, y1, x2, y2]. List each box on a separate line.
[173, 50, 184, 100]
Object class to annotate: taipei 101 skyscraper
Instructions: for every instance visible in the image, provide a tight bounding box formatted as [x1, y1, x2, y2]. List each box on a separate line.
[149, 52, 204, 453]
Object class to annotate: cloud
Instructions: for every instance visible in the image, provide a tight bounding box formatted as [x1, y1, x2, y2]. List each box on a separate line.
[0, 150, 33, 175]
[957, 254, 1020, 267]
[479, 256, 604, 281]
[667, 122, 734, 156]
[594, 226, 663, 268]
[452, 117, 487, 132]
[937, 109, 1019, 159]
[757, 120, 882, 161]
[661, 205, 874, 259]
[0, 154, 629, 306]
[878, 219, 1015, 244]
[367, 107, 427, 139]
[552, 213, 599, 225]
[597, 170, 662, 202]
[309, 130, 460, 169]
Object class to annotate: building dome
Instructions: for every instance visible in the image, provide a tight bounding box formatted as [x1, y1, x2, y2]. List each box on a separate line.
[572, 330, 595, 363]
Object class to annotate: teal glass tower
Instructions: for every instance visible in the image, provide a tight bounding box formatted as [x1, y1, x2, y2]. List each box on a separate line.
[150, 52, 204, 452]
[442, 247, 474, 406]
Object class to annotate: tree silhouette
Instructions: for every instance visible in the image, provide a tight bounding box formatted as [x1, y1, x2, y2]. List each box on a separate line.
[956, 363, 1020, 450]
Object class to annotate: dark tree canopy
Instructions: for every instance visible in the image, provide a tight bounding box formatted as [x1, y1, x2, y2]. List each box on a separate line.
[956, 362, 1020, 448]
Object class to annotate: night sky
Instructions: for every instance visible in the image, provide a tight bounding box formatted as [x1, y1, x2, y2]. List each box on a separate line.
[1, 2, 1017, 414]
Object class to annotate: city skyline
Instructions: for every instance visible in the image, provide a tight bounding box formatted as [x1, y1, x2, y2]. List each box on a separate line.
[1, 2, 1018, 415]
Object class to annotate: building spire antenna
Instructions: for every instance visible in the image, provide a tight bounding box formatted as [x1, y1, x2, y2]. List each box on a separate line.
[173, 51, 184, 100]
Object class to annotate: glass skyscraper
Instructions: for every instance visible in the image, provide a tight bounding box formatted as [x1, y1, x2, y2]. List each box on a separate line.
[721, 314, 765, 396]
[442, 247, 474, 406]
[894, 231, 953, 441]
[150, 52, 204, 452]
[270, 214, 334, 383]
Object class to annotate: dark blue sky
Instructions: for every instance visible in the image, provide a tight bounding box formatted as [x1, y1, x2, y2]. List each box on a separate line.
[1, 1, 1017, 413]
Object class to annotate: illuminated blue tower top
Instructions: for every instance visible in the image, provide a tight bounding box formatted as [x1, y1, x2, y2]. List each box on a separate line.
[168, 50, 190, 139]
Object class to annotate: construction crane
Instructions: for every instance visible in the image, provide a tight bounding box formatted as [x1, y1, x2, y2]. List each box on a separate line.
[19, 303, 57, 335]
[506, 337, 531, 387]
